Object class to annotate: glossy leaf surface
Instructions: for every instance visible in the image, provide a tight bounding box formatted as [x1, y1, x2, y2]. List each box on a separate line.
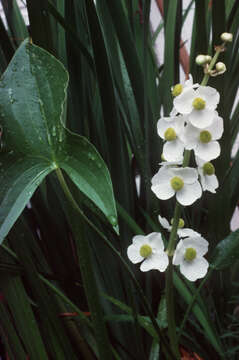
[0, 39, 117, 243]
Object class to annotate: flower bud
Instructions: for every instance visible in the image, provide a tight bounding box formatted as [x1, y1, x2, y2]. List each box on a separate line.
[205, 55, 212, 63]
[195, 55, 207, 66]
[221, 32, 233, 43]
[215, 62, 226, 74]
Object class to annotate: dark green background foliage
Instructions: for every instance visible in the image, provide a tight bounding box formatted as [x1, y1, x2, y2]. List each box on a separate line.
[0, 1, 239, 359]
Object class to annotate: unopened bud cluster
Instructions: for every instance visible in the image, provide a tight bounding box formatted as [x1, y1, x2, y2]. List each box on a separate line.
[196, 32, 232, 77]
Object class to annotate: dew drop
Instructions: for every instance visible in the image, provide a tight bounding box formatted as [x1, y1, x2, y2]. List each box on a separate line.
[88, 152, 95, 161]
[108, 215, 118, 226]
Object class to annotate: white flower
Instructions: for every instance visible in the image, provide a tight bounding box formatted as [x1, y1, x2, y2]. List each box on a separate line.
[157, 116, 185, 161]
[171, 74, 198, 97]
[151, 166, 202, 206]
[127, 232, 169, 272]
[180, 114, 223, 161]
[173, 85, 220, 129]
[158, 215, 200, 238]
[196, 157, 219, 193]
[173, 236, 209, 281]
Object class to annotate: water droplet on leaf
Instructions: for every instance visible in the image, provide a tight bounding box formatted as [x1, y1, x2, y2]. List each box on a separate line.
[88, 152, 95, 161]
[108, 215, 117, 226]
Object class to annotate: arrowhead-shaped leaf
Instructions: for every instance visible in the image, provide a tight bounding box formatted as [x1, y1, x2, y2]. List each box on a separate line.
[211, 230, 239, 270]
[0, 39, 117, 243]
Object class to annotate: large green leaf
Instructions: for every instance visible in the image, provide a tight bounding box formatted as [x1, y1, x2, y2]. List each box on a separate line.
[0, 39, 117, 243]
[0, 153, 53, 243]
[211, 230, 239, 270]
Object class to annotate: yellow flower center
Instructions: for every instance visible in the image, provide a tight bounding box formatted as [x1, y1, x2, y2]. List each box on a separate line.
[164, 127, 177, 141]
[203, 162, 215, 175]
[140, 244, 152, 258]
[184, 248, 197, 261]
[200, 130, 212, 143]
[170, 176, 184, 191]
[192, 97, 206, 110]
[172, 84, 183, 97]
[171, 218, 185, 228]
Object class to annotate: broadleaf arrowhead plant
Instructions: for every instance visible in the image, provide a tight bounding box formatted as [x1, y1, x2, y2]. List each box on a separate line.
[0, 39, 118, 243]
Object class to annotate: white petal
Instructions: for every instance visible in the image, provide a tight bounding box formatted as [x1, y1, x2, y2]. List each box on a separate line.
[132, 235, 147, 246]
[180, 257, 209, 281]
[176, 181, 202, 206]
[202, 174, 219, 193]
[163, 139, 184, 162]
[189, 109, 215, 129]
[195, 141, 220, 161]
[170, 107, 178, 116]
[159, 160, 182, 167]
[151, 181, 175, 200]
[184, 75, 193, 87]
[140, 252, 169, 272]
[173, 240, 185, 265]
[180, 123, 199, 149]
[182, 236, 208, 256]
[147, 232, 164, 251]
[173, 88, 195, 114]
[158, 215, 170, 230]
[171, 167, 198, 184]
[157, 118, 174, 139]
[195, 156, 205, 167]
[151, 167, 172, 185]
[174, 116, 186, 133]
[206, 116, 224, 140]
[164, 116, 177, 123]
[127, 244, 143, 264]
[177, 228, 201, 238]
[196, 86, 220, 110]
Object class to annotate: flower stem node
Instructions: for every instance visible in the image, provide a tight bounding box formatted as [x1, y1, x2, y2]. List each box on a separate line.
[172, 84, 183, 97]
[170, 176, 184, 191]
[220, 32, 233, 43]
[139, 244, 152, 258]
[164, 127, 177, 141]
[192, 97, 206, 110]
[195, 55, 207, 66]
[200, 130, 212, 143]
[203, 162, 215, 175]
[184, 247, 197, 261]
